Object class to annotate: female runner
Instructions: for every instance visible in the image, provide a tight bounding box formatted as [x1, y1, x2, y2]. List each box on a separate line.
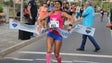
[38, 1, 74, 63]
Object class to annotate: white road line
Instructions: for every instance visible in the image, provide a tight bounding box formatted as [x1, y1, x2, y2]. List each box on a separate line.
[73, 60, 99, 63]
[18, 51, 112, 58]
[35, 59, 98, 63]
[4, 57, 98, 63]
[35, 59, 73, 63]
[4, 57, 33, 61]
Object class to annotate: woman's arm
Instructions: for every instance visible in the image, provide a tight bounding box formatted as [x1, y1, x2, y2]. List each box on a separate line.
[62, 12, 75, 25]
[39, 12, 50, 20]
[106, 22, 112, 28]
[62, 12, 75, 31]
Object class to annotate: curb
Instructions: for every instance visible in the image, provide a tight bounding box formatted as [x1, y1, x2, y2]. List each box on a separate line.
[0, 33, 46, 59]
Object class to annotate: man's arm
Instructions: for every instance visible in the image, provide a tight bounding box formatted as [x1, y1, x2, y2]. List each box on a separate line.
[82, 8, 89, 17]
[27, 5, 32, 19]
[27, 1, 32, 19]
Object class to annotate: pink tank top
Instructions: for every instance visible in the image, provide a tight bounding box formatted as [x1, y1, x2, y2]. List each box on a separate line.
[49, 11, 64, 35]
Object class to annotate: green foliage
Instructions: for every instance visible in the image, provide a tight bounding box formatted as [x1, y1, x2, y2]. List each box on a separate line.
[3, 0, 11, 6]
[38, 0, 45, 2]
[0, 6, 3, 13]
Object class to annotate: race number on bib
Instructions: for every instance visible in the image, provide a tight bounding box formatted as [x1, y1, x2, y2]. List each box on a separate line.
[49, 20, 59, 28]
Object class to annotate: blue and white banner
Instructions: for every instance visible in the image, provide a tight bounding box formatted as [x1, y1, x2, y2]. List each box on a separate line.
[73, 24, 95, 36]
[9, 19, 40, 34]
[19, 23, 39, 34]
[9, 19, 19, 29]
[9, 19, 95, 37]
[56, 28, 70, 38]
[39, 27, 70, 38]
[9, 20, 71, 38]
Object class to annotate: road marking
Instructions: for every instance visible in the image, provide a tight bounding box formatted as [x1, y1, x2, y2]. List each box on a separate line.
[4, 57, 33, 61]
[0, 33, 46, 59]
[35, 59, 73, 63]
[4, 57, 98, 63]
[18, 51, 112, 58]
[73, 60, 99, 63]
[35, 59, 98, 63]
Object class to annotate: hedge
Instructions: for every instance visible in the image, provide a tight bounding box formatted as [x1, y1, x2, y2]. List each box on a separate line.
[0, 6, 3, 13]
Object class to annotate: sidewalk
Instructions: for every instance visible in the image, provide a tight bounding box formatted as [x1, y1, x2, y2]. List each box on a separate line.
[0, 23, 45, 59]
[0, 23, 22, 51]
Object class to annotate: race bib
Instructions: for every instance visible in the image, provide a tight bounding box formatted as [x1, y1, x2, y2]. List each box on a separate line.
[49, 20, 59, 28]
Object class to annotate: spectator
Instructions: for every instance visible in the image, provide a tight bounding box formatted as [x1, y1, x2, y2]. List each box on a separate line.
[23, 5, 29, 23]
[76, 1, 101, 52]
[106, 8, 112, 29]
[27, 0, 38, 37]
[75, 5, 81, 19]
[38, 2, 48, 28]
[27, 0, 37, 25]
[48, 2, 54, 12]
[46, 0, 51, 6]
[80, 4, 84, 17]
[100, 8, 104, 22]
[68, 3, 76, 16]
[110, 8, 112, 24]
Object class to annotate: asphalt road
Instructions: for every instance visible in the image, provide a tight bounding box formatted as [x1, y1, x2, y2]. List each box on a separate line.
[0, 14, 112, 63]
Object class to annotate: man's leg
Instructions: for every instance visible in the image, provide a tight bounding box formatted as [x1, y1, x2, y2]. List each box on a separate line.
[77, 35, 87, 51]
[88, 36, 100, 52]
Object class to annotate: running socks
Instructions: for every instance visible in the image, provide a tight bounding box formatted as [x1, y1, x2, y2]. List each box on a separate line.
[46, 52, 62, 63]
[46, 52, 51, 63]
[57, 55, 61, 63]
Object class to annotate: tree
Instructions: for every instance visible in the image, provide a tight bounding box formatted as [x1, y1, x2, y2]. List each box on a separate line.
[0, 6, 3, 13]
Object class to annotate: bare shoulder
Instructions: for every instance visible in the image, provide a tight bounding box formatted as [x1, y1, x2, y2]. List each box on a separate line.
[62, 12, 68, 16]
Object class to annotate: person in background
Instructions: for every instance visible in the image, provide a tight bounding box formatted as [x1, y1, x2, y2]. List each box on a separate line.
[27, 0, 37, 37]
[27, 0, 37, 25]
[75, 5, 81, 19]
[106, 8, 112, 29]
[76, 1, 101, 52]
[38, 2, 48, 28]
[47, 2, 54, 24]
[23, 5, 29, 23]
[38, 1, 74, 63]
[46, 0, 51, 7]
[68, 3, 76, 17]
[100, 8, 104, 22]
[62, 2, 69, 13]
[110, 8, 112, 24]
[80, 4, 84, 18]
[48, 2, 54, 12]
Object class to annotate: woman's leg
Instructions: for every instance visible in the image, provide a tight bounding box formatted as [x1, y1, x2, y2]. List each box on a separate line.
[42, 20, 47, 28]
[46, 37, 54, 63]
[54, 40, 62, 63]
